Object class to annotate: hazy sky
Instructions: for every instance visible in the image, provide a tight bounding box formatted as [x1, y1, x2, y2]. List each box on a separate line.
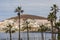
[0, 0, 60, 21]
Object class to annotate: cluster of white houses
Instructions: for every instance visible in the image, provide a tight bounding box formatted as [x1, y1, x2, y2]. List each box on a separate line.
[0, 14, 51, 31]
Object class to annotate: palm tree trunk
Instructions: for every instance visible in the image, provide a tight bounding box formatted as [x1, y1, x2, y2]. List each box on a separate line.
[27, 24, 29, 40]
[18, 13, 21, 40]
[53, 19, 56, 40]
[10, 28, 12, 40]
[45, 32, 46, 40]
[54, 22, 57, 40]
[41, 32, 44, 40]
[54, 8, 57, 40]
[58, 29, 60, 40]
[51, 21, 54, 40]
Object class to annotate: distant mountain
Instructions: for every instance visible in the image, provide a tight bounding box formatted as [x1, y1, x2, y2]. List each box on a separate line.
[7, 14, 47, 20]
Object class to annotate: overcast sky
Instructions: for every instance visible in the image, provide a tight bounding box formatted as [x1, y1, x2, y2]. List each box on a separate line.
[0, 0, 60, 21]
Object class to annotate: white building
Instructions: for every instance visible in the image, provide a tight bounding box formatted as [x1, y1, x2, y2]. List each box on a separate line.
[0, 14, 51, 31]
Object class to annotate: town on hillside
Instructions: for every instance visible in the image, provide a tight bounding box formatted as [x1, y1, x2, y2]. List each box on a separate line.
[0, 0, 60, 40]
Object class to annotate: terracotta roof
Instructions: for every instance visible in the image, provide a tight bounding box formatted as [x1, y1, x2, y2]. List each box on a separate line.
[7, 14, 47, 20]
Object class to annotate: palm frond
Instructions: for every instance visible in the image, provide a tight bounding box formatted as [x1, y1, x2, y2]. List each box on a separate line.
[15, 6, 21, 12]
[38, 25, 48, 32]
[47, 12, 56, 21]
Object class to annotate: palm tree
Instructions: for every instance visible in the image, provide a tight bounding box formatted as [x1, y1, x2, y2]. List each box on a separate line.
[21, 20, 31, 31]
[3, 24, 16, 40]
[47, 12, 55, 40]
[51, 4, 59, 22]
[20, 20, 30, 40]
[55, 20, 60, 40]
[38, 25, 48, 40]
[15, 6, 23, 40]
[22, 26, 31, 31]
[51, 4, 59, 40]
[25, 20, 30, 40]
